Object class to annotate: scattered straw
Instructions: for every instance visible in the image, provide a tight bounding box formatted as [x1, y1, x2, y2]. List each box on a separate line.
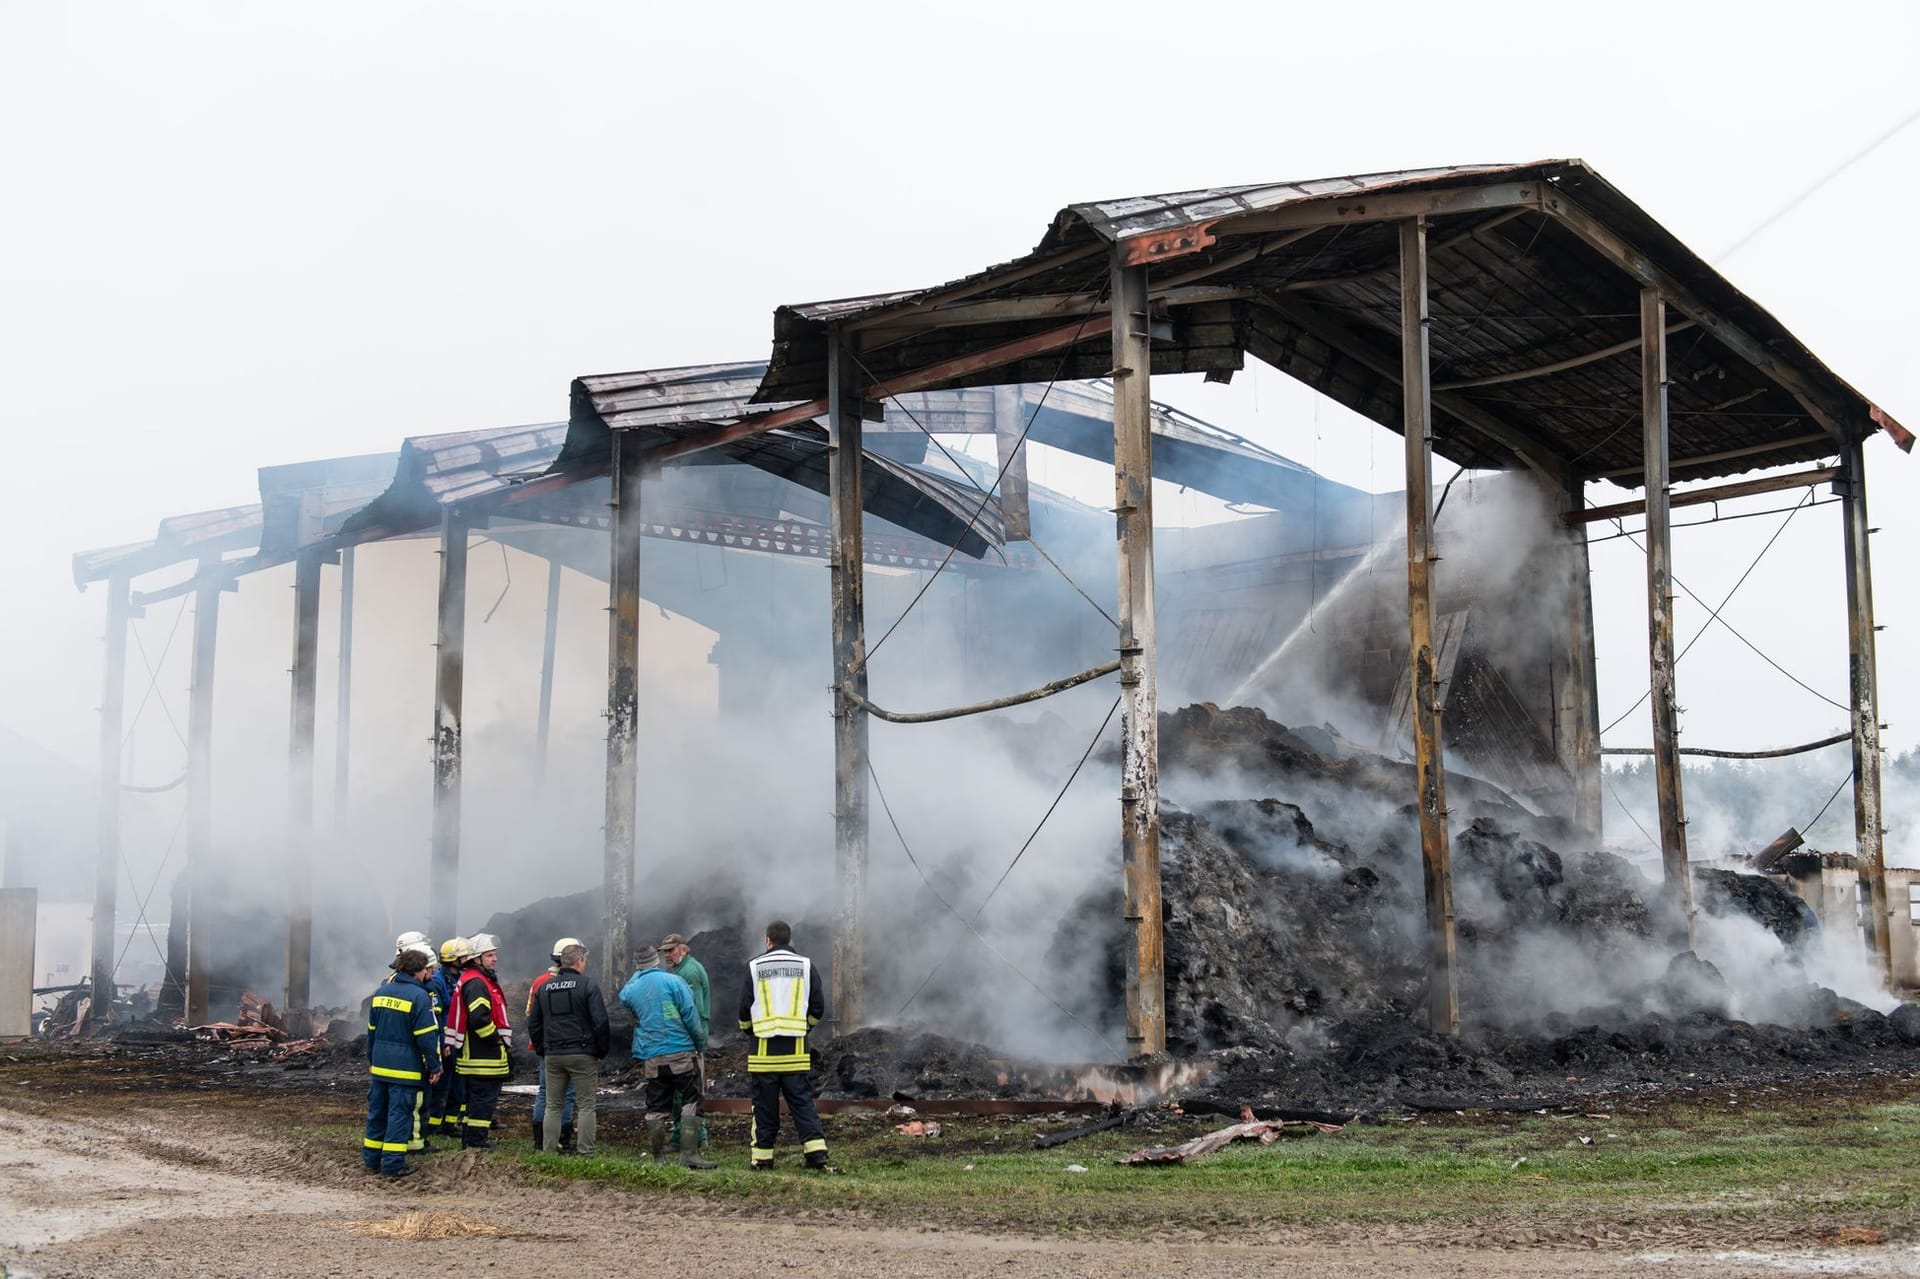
[345, 1211, 522, 1241]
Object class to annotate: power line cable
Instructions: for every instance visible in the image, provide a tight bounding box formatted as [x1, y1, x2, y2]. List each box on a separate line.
[121, 595, 190, 752]
[1800, 769, 1855, 838]
[1719, 106, 1920, 262]
[1599, 491, 1844, 737]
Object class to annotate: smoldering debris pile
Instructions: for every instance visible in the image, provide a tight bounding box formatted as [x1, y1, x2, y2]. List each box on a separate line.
[1043, 703, 1920, 1108]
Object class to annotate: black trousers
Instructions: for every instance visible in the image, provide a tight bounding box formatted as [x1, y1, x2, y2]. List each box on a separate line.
[749, 1071, 826, 1161]
[459, 1076, 504, 1145]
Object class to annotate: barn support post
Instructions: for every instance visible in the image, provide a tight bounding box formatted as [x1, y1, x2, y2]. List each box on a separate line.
[185, 563, 220, 1025]
[827, 324, 871, 1029]
[993, 383, 1033, 541]
[332, 546, 355, 822]
[602, 436, 642, 988]
[534, 557, 562, 788]
[89, 573, 132, 1024]
[1554, 478, 1603, 835]
[1640, 288, 1695, 949]
[1111, 252, 1166, 1058]
[286, 551, 322, 1010]
[1838, 436, 1892, 977]
[1400, 216, 1460, 1036]
[428, 513, 469, 943]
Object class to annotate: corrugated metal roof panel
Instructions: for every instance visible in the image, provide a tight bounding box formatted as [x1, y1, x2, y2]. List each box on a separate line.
[755, 160, 1908, 483]
[72, 503, 264, 587]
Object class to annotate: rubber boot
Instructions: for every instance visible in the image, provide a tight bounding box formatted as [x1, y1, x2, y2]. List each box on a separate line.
[679, 1124, 716, 1170]
[531, 1117, 544, 1151]
[646, 1118, 668, 1161]
[560, 1122, 576, 1154]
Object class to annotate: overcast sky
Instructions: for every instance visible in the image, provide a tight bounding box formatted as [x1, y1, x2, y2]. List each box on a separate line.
[2, 1, 1915, 796]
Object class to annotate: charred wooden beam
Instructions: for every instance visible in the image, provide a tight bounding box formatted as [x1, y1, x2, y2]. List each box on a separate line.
[1584, 433, 1830, 482]
[647, 314, 1117, 467]
[1112, 254, 1166, 1058]
[428, 513, 469, 943]
[601, 439, 642, 987]
[185, 562, 219, 1026]
[1436, 321, 1696, 391]
[1839, 437, 1893, 979]
[90, 573, 131, 1021]
[1401, 217, 1460, 1037]
[1152, 180, 1545, 254]
[827, 326, 871, 1029]
[1567, 466, 1841, 526]
[534, 557, 562, 789]
[286, 551, 322, 1010]
[1640, 289, 1695, 950]
[854, 284, 1248, 337]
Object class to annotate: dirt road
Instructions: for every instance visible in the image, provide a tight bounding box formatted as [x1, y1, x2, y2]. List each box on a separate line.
[1, 1081, 1917, 1277]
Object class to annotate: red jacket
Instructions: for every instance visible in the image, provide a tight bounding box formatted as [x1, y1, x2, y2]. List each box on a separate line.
[444, 965, 511, 1076]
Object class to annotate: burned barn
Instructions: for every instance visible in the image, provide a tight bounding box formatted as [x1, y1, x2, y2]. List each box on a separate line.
[56, 160, 1914, 1078]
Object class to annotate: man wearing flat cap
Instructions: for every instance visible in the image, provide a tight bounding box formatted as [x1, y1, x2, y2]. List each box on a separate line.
[661, 933, 709, 1150]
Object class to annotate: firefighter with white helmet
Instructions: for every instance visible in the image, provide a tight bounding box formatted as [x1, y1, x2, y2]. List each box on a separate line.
[443, 932, 511, 1149]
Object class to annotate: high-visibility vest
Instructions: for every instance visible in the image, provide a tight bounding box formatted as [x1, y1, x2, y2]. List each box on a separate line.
[746, 951, 812, 1038]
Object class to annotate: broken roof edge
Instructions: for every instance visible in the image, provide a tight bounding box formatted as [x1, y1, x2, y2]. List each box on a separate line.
[72, 502, 266, 590]
[757, 159, 1909, 454]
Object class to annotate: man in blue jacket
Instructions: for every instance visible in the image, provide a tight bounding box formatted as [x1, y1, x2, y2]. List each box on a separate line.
[618, 943, 713, 1169]
[363, 944, 442, 1179]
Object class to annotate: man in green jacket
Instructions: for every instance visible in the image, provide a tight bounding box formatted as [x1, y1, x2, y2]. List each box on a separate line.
[662, 933, 709, 1148]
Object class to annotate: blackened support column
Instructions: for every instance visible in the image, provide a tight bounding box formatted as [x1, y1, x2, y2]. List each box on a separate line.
[1640, 287, 1695, 949]
[1111, 253, 1166, 1057]
[186, 564, 220, 1025]
[286, 552, 322, 1010]
[1839, 436, 1891, 977]
[1401, 216, 1459, 1035]
[827, 324, 870, 1029]
[602, 440, 642, 989]
[89, 573, 131, 1024]
[429, 514, 469, 943]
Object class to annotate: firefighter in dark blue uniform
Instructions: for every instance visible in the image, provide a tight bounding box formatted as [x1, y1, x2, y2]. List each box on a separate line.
[425, 936, 470, 1145]
[363, 943, 442, 1178]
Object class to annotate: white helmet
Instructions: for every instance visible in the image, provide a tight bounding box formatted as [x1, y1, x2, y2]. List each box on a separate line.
[469, 933, 502, 956]
[395, 930, 430, 955]
[399, 941, 436, 965]
[551, 936, 584, 963]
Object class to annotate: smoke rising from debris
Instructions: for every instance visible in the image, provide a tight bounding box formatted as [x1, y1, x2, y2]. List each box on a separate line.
[63, 440, 1905, 1062]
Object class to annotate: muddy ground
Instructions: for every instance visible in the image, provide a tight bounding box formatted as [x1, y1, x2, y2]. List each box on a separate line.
[4, 1042, 1920, 1278]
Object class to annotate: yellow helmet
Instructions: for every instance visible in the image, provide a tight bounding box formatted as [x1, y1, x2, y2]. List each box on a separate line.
[439, 936, 474, 964]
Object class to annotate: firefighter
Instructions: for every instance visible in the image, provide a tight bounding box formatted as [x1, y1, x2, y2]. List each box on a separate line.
[619, 944, 713, 1169]
[526, 936, 581, 1151]
[661, 932, 710, 1151]
[443, 931, 511, 1149]
[425, 936, 469, 1145]
[362, 943, 441, 1179]
[737, 920, 830, 1171]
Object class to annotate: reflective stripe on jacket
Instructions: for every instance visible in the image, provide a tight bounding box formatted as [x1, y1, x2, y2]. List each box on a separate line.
[365, 973, 440, 1084]
[736, 947, 824, 1074]
[451, 967, 511, 1078]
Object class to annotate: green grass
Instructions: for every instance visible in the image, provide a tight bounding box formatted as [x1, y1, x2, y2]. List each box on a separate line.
[462, 1093, 1920, 1237]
